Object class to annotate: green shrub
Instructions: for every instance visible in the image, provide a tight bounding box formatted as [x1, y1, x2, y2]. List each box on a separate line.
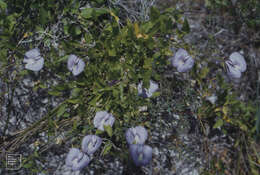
[0, 1, 187, 171]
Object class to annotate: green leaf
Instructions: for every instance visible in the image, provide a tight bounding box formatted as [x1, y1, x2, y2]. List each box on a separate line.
[71, 88, 82, 98]
[23, 161, 33, 169]
[39, 8, 50, 25]
[110, 11, 119, 23]
[153, 52, 161, 59]
[152, 91, 160, 98]
[143, 72, 151, 88]
[54, 85, 67, 91]
[48, 90, 62, 96]
[75, 26, 81, 35]
[0, 0, 7, 10]
[213, 118, 223, 128]
[150, 7, 160, 21]
[39, 83, 47, 89]
[67, 98, 81, 104]
[101, 142, 112, 156]
[200, 67, 209, 79]
[205, 0, 211, 7]
[108, 48, 116, 56]
[112, 88, 119, 99]
[93, 8, 109, 17]
[70, 25, 82, 36]
[81, 8, 93, 19]
[19, 70, 28, 76]
[182, 18, 190, 33]
[57, 104, 67, 118]
[95, 129, 104, 135]
[73, 118, 78, 130]
[64, 25, 69, 35]
[63, 113, 70, 118]
[236, 120, 248, 131]
[89, 93, 103, 106]
[104, 125, 113, 137]
[222, 128, 227, 135]
[54, 55, 68, 64]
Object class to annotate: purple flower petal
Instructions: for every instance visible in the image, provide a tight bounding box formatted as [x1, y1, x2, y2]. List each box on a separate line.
[23, 48, 44, 71]
[226, 60, 242, 79]
[67, 55, 77, 71]
[81, 135, 102, 155]
[171, 48, 194, 72]
[206, 94, 218, 105]
[25, 48, 41, 59]
[147, 80, 159, 97]
[138, 80, 159, 98]
[72, 59, 85, 76]
[126, 126, 148, 145]
[177, 55, 194, 73]
[137, 81, 148, 98]
[229, 52, 247, 72]
[24, 57, 44, 71]
[129, 144, 153, 167]
[67, 54, 85, 76]
[171, 48, 188, 68]
[65, 148, 91, 171]
[93, 111, 115, 131]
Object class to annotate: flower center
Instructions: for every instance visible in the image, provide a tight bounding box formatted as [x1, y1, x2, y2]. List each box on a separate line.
[227, 61, 240, 71]
[74, 58, 80, 64]
[184, 55, 190, 61]
[131, 129, 141, 144]
[100, 116, 109, 127]
[88, 137, 97, 150]
[72, 59, 79, 70]
[88, 142, 93, 150]
[180, 55, 190, 65]
[134, 134, 140, 143]
[72, 152, 85, 167]
[27, 58, 36, 65]
[234, 64, 240, 70]
[72, 156, 80, 166]
[72, 64, 78, 72]
[138, 152, 143, 161]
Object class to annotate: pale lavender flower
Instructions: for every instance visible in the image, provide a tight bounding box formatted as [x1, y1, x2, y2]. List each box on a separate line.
[65, 148, 91, 171]
[137, 81, 148, 98]
[129, 144, 153, 167]
[125, 126, 148, 145]
[206, 94, 218, 105]
[93, 111, 115, 131]
[225, 52, 247, 79]
[81, 135, 102, 155]
[137, 80, 159, 98]
[23, 48, 44, 71]
[171, 48, 194, 72]
[67, 54, 85, 76]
